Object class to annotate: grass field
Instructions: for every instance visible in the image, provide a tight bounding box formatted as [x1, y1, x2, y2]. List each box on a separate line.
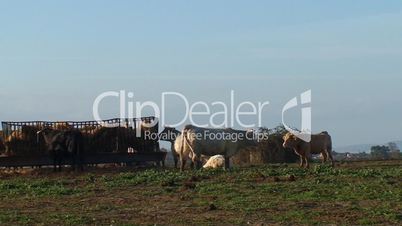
[0, 160, 401, 225]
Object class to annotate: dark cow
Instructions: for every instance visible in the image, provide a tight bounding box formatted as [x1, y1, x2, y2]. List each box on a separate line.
[37, 128, 84, 171]
[159, 126, 181, 168]
[180, 125, 258, 171]
[0, 134, 5, 154]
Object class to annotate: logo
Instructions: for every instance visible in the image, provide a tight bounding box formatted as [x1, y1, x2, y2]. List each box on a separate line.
[92, 90, 312, 141]
[281, 90, 312, 142]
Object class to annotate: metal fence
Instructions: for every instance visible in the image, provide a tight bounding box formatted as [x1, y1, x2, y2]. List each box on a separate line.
[0, 117, 160, 157]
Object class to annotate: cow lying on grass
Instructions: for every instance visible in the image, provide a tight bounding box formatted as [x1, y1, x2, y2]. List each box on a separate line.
[203, 155, 225, 169]
[282, 131, 334, 168]
[37, 128, 84, 171]
[173, 135, 230, 170]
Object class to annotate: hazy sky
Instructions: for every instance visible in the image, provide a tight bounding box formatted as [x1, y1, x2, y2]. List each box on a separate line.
[1, 1, 402, 148]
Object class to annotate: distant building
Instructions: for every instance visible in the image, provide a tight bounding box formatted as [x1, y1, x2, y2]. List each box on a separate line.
[332, 151, 370, 161]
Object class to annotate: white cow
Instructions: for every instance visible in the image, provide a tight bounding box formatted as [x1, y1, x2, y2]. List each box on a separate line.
[203, 155, 225, 169]
[178, 125, 258, 171]
[174, 134, 193, 169]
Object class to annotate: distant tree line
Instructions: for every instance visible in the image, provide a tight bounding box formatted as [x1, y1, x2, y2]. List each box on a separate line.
[370, 142, 401, 160]
[231, 125, 298, 165]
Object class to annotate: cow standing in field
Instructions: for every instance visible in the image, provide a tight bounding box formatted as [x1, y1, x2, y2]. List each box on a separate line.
[174, 134, 210, 170]
[37, 128, 84, 171]
[179, 125, 258, 171]
[282, 131, 334, 168]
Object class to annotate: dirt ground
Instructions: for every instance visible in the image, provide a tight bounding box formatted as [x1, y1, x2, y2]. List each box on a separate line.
[0, 160, 401, 225]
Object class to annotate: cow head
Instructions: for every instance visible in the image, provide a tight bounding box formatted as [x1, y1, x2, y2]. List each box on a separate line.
[37, 127, 55, 145]
[282, 132, 299, 149]
[159, 126, 181, 142]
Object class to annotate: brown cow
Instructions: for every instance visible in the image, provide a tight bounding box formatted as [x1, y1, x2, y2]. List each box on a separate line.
[4, 125, 46, 156]
[0, 131, 5, 154]
[38, 128, 84, 171]
[282, 131, 334, 168]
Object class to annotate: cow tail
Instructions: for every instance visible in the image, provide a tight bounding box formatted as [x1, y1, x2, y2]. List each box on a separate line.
[180, 129, 186, 156]
[182, 129, 195, 154]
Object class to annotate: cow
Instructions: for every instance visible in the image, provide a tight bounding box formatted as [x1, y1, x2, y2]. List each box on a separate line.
[140, 120, 159, 152]
[0, 134, 5, 154]
[159, 126, 181, 168]
[203, 155, 225, 169]
[174, 133, 208, 170]
[179, 125, 258, 171]
[37, 128, 84, 171]
[4, 125, 45, 156]
[282, 131, 334, 168]
[174, 133, 191, 170]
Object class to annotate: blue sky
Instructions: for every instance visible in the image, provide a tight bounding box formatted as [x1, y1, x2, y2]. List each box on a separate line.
[1, 0, 402, 148]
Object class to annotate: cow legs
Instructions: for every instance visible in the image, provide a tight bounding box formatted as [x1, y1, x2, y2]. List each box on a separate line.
[173, 153, 178, 169]
[326, 149, 334, 167]
[53, 153, 62, 172]
[192, 154, 202, 170]
[171, 143, 178, 169]
[179, 154, 186, 172]
[72, 155, 76, 171]
[321, 151, 328, 164]
[299, 156, 304, 168]
[79, 155, 84, 171]
[73, 155, 83, 172]
[189, 152, 201, 170]
[304, 157, 309, 168]
[53, 158, 58, 172]
[59, 156, 63, 172]
[58, 158, 62, 172]
[224, 156, 230, 169]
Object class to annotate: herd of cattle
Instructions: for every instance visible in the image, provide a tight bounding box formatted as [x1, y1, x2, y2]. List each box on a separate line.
[161, 125, 334, 171]
[0, 121, 334, 171]
[0, 122, 159, 170]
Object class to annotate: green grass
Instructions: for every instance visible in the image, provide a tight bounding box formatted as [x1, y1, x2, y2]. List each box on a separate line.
[0, 161, 401, 225]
